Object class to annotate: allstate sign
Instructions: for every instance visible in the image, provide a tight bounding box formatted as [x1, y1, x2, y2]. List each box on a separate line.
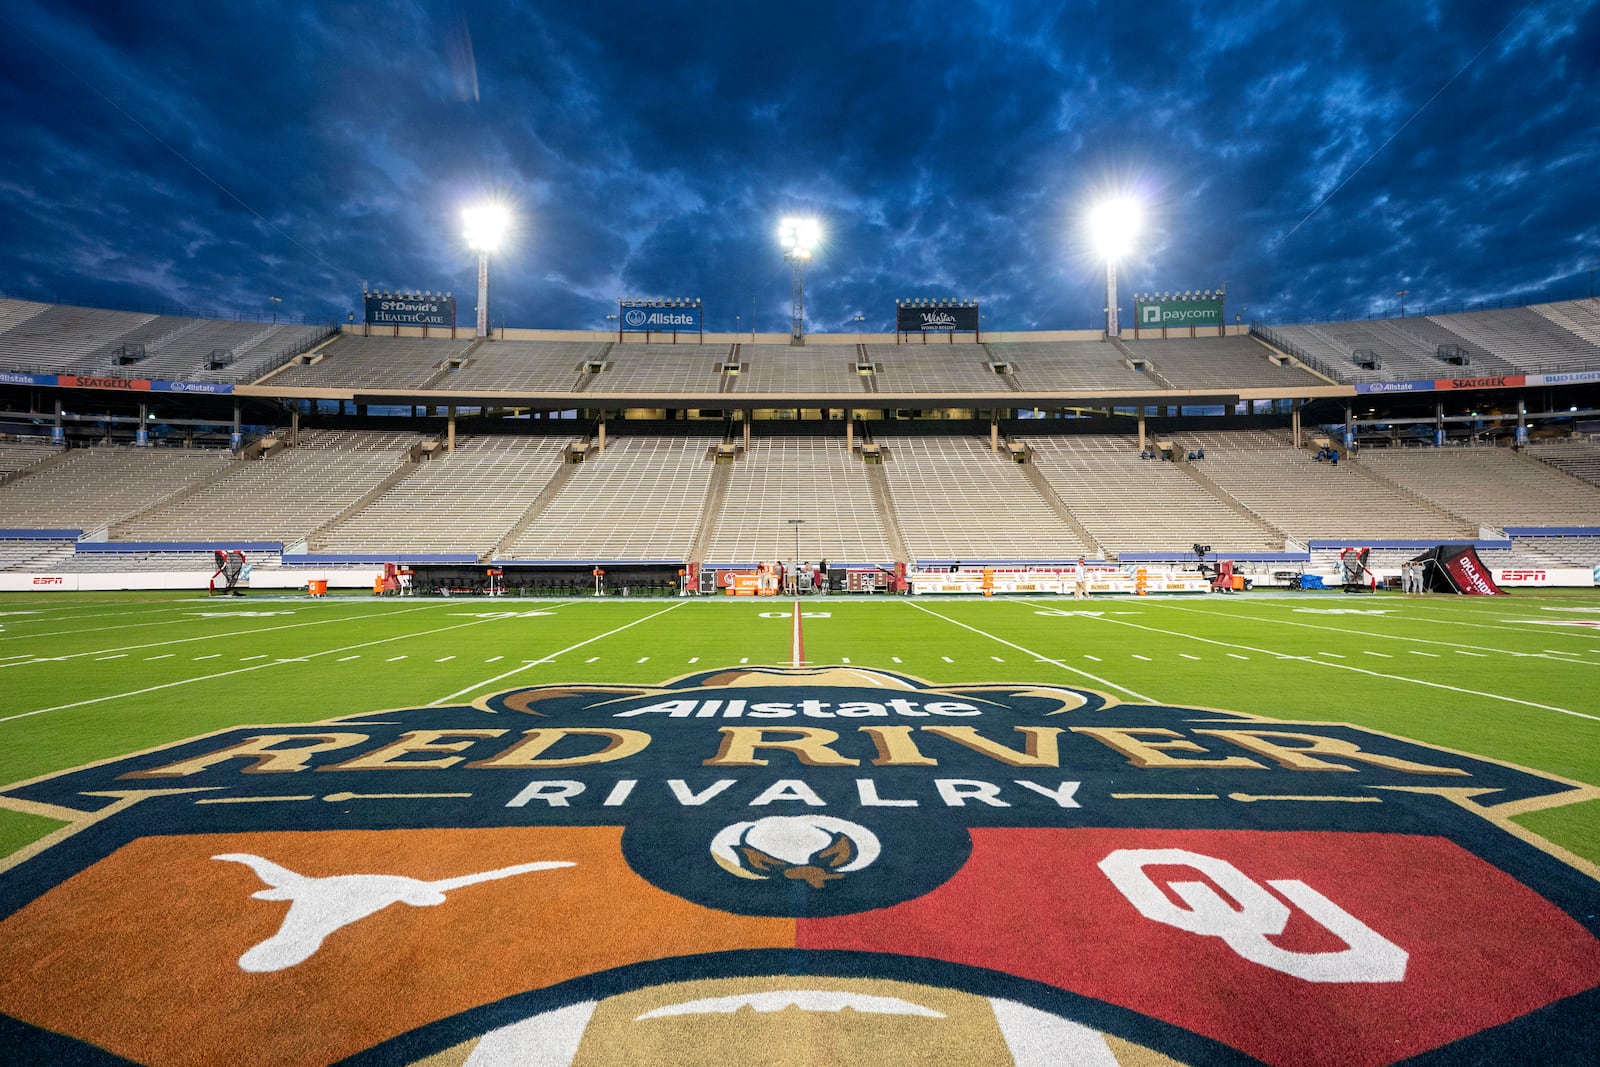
[621, 306, 701, 332]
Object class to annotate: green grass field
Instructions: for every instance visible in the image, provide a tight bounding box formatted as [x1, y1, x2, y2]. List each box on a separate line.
[2, 587, 1598, 862]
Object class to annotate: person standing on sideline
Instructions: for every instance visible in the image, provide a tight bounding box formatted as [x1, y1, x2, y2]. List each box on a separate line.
[1074, 558, 1089, 600]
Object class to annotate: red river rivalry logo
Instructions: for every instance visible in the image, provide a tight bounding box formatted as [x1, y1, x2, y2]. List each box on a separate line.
[0, 666, 1597, 1065]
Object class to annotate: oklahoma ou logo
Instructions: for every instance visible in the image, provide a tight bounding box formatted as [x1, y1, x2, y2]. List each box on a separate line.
[1098, 848, 1408, 983]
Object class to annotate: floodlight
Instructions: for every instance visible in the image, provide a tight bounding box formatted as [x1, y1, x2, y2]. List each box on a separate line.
[1087, 197, 1141, 261]
[779, 216, 820, 254]
[463, 203, 510, 253]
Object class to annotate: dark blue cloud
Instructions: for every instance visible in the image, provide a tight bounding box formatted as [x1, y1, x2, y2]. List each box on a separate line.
[0, 0, 1595, 333]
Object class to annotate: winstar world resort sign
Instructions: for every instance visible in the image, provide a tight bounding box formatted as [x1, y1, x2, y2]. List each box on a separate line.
[1, 666, 1597, 1066]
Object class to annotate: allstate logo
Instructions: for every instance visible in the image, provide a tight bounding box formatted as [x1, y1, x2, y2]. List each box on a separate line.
[711, 815, 880, 888]
[623, 309, 647, 327]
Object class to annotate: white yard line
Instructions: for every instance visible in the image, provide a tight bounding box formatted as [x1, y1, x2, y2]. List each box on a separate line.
[0, 604, 441, 667]
[791, 600, 804, 668]
[426, 601, 688, 706]
[1, 614, 517, 726]
[1062, 608, 1600, 724]
[903, 602, 1157, 702]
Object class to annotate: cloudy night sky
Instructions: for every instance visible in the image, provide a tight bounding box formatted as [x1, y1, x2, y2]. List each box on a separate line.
[1, 0, 1597, 335]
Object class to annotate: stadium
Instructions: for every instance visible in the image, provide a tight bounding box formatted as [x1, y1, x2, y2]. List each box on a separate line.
[3, 2, 1600, 1063]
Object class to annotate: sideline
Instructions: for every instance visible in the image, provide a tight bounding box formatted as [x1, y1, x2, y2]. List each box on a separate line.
[904, 600, 1157, 703]
[426, 600, 688, 706]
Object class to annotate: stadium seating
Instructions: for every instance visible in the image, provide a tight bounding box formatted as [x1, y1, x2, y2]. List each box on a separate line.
[876, 434, 1091, 561]
[309, 437, 566, 557]
[1118, 336, 1328, 388]
[0, 446, 234, 531]
[1178, 431, 1478, 541]
[501, 436, 718, 561]
[0, 440, 62, 477]
[586, 343, 727, 394]
[727, 345, 865, 394]
[445, 340, 611, 392]
[1524, 437, 1600, 487]
[986, 341, 1153, 391]
[1026, 435, 1283, 554]
[698, 436, 896, 563]
[266, 334, 475, 388]
[1358, 443, 1600, 528]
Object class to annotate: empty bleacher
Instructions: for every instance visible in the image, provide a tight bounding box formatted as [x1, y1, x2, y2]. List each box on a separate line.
[1524, 437, 1600, 488]
[502, 436, 718, 560]
[0, 440, 62, 477]
[267, 334, 474, 389]
[877, 434, 1090, 561]
[699, 436, 895, 562]
[110, 436, 414, 543]
[727, 345, 865, 394]
[1027, 435, 1283, 554]
[988, 341, 1155, 392]
[443, 340, 609, 392]
[309, 437, 567, 557]
[0, 446, 234, 531]
[1358, 443, 1600, 529]
[1120, 336, 1331, 388]
[867, 345, 1011, 393]
[1180, 431, 1478, 541]
[0, 304, 157, 373]
[587, 343, 726, 394]
[1425, 306, 1600, 373]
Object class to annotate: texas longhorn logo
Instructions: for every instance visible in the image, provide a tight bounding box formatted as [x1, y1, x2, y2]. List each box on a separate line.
[0, 665, 1596, 1067]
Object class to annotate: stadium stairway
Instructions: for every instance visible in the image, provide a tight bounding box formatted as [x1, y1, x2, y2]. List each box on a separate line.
[106, 456, 254, 538]
[1337, 449, 1488, 531]
[860, 446, 912, 564]
[0, 446, 73, 488]
[1109, 337, 1173, 387]
[1167, 449, 1288, 548]
[417, 337, 490, 390]
[1008, 442, 1104, 557]
[299, 454, 424, 549]
[489, 455, 585, 561]
[685, 452, 735, 563]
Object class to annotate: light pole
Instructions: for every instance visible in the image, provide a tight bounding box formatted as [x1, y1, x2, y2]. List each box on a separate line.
[1396, 289, 1409, 318]
[266, 296, 282, 324]
[1088, 199, 1140, 339]
[779, 217, 819, 346]
[463, 204, 510, 339]
[786, 518, 805, 564]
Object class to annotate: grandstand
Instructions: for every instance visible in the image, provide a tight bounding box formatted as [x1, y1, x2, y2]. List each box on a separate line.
[0, 294, 1595, 584]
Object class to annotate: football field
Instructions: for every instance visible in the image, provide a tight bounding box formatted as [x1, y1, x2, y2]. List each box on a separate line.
[4, 589, 1598, 861]
[2, 588, 1598, 1066]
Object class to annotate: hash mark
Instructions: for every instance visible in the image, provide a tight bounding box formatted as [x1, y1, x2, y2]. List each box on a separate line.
[1227, 653, 1249, 660]
[338, 655, 359, 662]
[387, 656, 407, 662]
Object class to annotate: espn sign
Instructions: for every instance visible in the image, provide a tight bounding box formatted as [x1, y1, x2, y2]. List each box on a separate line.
[1495, 567, 1594, 587]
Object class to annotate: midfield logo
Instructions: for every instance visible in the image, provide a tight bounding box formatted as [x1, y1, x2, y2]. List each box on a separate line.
[1, 666, 1597, 1067]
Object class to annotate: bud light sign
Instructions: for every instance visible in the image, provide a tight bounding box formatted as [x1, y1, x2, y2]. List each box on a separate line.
[364, 294, 456, 328]
[620, 306, 701, 332]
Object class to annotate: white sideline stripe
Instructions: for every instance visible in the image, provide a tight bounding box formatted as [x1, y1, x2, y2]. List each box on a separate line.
[1, 614, 518, 725]
[426, 602, 687, 706]
[791, 600, 803, 669]
[0, 605, 440, 668]
[1073, 609, 1600, 723]
[903, 602, 1156, 703]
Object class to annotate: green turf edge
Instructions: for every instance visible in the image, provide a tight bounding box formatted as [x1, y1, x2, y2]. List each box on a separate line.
[1512, 799, 1600, 866]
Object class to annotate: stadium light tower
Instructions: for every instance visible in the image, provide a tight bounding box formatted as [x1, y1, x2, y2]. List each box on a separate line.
[1088, 199, 1141, 339]
[463, 203, 510, 338]
[779, 217, 820, 345]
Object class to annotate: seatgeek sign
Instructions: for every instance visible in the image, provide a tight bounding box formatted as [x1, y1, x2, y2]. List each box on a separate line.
[620, 305, 701, 332]
[1136, 297, 1223, 328]
[364, 294, 456, 328]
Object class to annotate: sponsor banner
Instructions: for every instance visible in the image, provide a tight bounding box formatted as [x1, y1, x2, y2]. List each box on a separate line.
[1435, 374, 1526, 391]
[0, 574, 77, 591]
[1529, 368, 1600, 387]
[57, 374, 151, 391]
[364, 294, 456, 328]
[2, 668, 1598, 1065]
[895, 305, 980, 333]
[1354, 379, 1437, 394]
[620, 305, 701, 332]
[0, 371, 57, 387]
[1493, 567, 1596, 587]
[908, 567, 1209, 595]
[1136, 298, 1222, 328]
[152, 380, 234, 394]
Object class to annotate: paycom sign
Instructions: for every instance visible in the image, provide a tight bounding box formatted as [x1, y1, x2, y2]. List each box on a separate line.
[1136, 297, 1223, 328]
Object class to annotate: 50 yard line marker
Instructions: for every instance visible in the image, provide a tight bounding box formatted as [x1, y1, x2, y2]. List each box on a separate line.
[792, 600, 805, 667]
